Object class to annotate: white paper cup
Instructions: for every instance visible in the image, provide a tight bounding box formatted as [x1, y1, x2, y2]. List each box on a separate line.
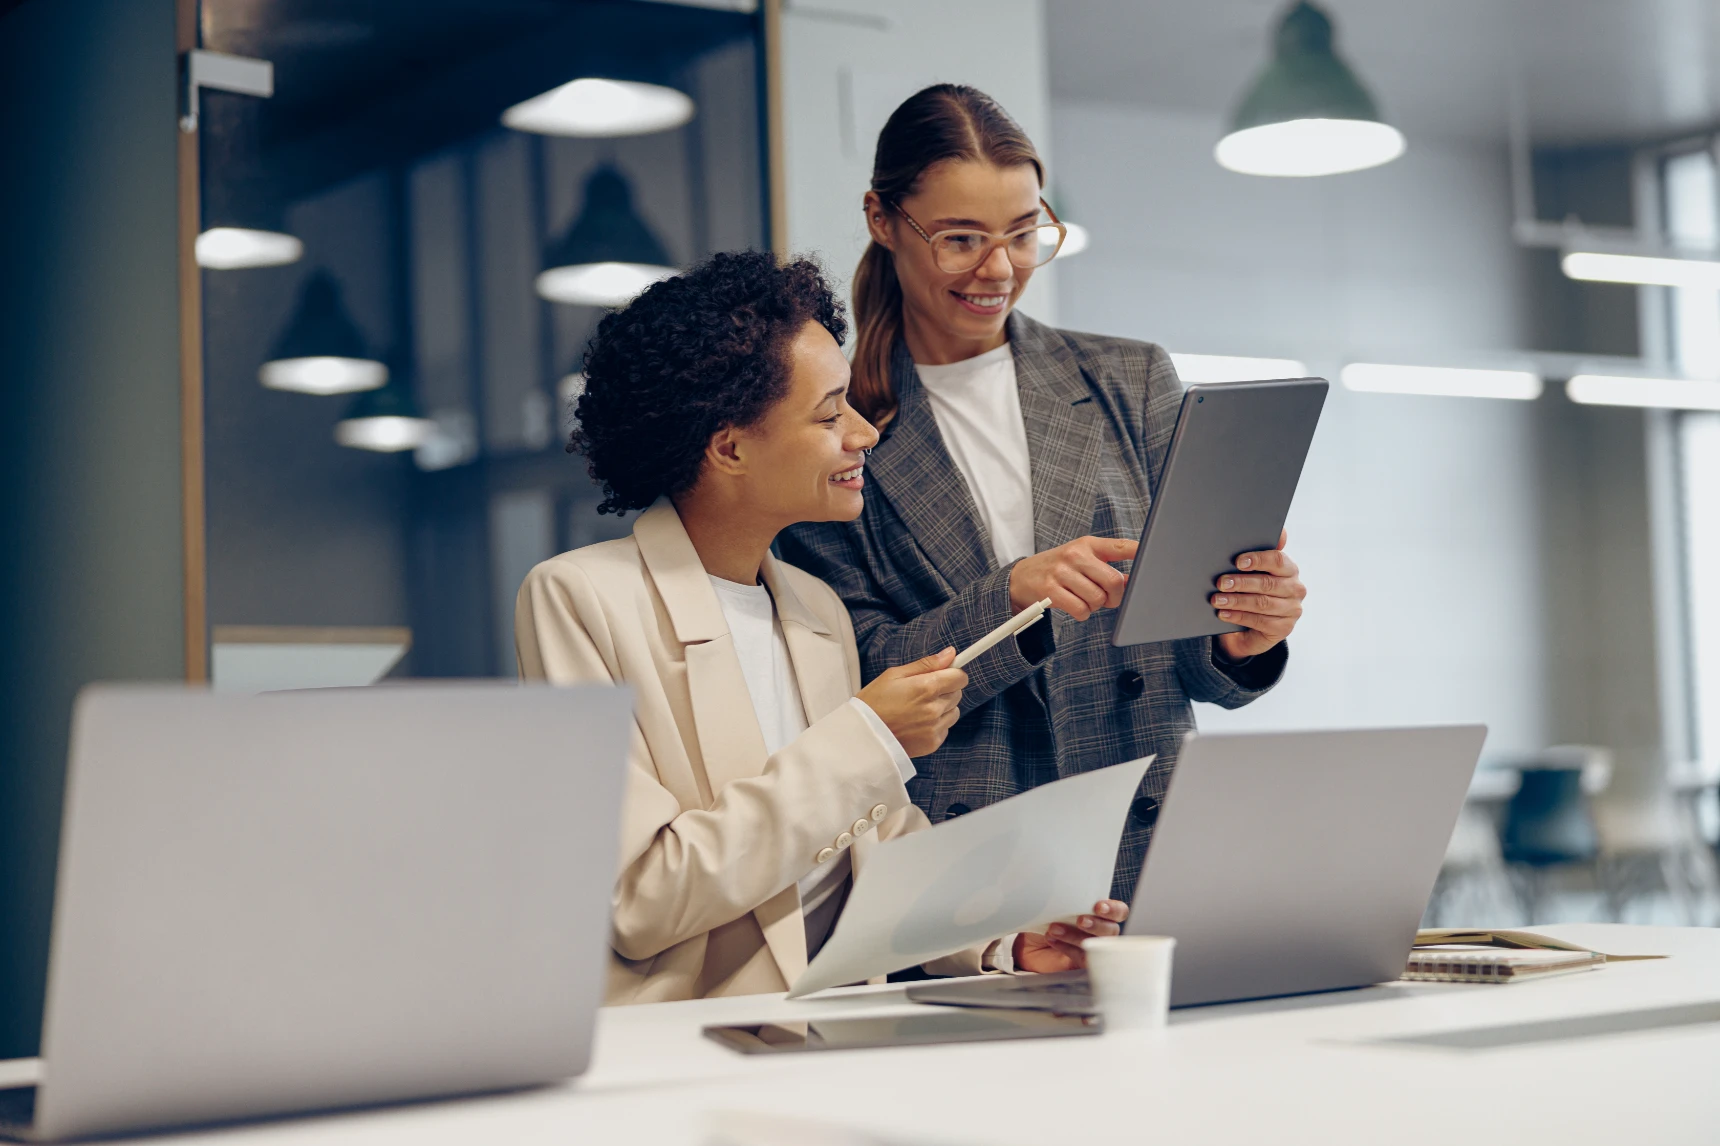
[1083, 935, 1175, 1032]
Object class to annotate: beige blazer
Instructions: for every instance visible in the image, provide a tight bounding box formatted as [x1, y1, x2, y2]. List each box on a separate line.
[516, 499, 983, 1004]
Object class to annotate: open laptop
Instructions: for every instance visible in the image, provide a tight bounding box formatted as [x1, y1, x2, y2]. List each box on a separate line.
[0, 682, 632, 1141]
[909, 725, 1487, 1012]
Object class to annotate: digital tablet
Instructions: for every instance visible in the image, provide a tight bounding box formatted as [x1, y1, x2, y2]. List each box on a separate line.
[1111, 378, 1327, 647]
[703, 1008, 1099, 1054]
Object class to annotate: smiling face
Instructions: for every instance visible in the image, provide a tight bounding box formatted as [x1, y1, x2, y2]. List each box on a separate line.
[723, 320, 880, 529]
[867, 159, 1043, 363]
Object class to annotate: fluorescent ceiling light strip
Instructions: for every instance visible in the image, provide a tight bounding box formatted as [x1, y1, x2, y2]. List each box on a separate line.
[1169, 353, 1308, 383]
[1566, 374, 1720, 411]
[1562, 250, 1720, 290]
[1341, 363, 1542, 401]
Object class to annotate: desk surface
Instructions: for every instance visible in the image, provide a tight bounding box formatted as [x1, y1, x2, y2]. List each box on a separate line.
[121, 924, 1720, 1145]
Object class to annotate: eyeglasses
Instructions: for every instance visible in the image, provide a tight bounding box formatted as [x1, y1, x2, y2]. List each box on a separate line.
[892, 198, 1067, 274]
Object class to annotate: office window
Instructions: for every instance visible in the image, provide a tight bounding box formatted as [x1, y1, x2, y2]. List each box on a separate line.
[1665, 148, 1720, 770]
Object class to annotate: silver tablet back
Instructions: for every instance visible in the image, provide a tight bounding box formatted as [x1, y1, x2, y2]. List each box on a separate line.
[1112, 378, 1327, 647]
[33, 682, 631, 1141]
[1127, 725, 1487, 1006]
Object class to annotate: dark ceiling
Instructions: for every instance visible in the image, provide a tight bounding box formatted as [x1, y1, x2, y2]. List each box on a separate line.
[201, 0, 757, 203]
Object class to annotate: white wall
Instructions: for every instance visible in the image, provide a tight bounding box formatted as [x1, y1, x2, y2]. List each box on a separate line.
[780, 0, 1058, 325]
[1053, 100, 1552, 757]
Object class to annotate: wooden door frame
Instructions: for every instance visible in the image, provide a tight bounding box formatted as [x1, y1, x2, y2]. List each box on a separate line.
[762, 0, 787, 255]
[176, 0, 208, 681]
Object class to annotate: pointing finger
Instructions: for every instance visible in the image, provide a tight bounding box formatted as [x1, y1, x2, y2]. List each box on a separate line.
[1085, 536, 1139, 563]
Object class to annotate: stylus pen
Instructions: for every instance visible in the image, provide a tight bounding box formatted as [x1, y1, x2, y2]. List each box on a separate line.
[953, 598, 1053, 669]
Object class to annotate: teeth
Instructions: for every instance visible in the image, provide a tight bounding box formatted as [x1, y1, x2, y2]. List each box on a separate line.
[831, 467, 864, 482]
[958, 293, 1006, 306]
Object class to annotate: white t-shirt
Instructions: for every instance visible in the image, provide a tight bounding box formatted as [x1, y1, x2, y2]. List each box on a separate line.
[707, 575, 914, 959]
[914, 342, 1036, 568]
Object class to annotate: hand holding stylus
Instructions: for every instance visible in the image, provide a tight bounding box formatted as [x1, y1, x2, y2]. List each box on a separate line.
[857, 649, 967, 758]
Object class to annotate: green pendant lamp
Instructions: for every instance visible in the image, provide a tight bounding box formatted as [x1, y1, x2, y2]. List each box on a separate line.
[334, 378, 432, 453]
[1216, 1, 1404, 177]
[535, 166, 675, 308]
[259, 271, 388, 395]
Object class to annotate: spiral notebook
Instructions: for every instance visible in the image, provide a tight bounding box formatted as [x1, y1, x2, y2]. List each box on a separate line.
[1404, 947, 1603, 983]
[1405, 928, 1665, 984]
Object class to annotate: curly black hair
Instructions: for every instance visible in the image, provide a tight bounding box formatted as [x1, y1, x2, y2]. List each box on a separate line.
[569, 250, 849, 516]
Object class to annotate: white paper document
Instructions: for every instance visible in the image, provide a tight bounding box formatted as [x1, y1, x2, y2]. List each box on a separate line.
[788, 756, 1155, 998]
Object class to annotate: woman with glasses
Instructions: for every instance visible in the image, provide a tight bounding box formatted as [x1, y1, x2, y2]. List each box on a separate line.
[779, 84, 1308, 903]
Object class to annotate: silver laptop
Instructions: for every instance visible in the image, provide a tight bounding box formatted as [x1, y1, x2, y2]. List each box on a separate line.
[909, 725, 1487, 1012]
[0, 682, 632, 1141]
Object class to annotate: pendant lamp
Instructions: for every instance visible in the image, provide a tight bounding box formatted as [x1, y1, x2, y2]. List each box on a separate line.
[197, 98, 303, 268]
[334, 380, 433, 453]
[503, 78, 695, 138]
[535, 167, 675, 308]
[1215, 1, 1404, 178]
[259, 271, 389, 395]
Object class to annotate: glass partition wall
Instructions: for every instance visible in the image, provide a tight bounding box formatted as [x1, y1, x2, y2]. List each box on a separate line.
[196, 0, 766, 684]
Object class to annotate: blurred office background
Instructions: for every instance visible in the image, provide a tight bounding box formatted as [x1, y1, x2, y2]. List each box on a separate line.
[4, 0, 1720, 1054]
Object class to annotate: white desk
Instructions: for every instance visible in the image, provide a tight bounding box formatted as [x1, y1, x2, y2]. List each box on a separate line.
[133, 924, 1720, 1145]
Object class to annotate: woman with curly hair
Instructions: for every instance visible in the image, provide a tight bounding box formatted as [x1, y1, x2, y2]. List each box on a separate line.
[515, 250, 1125, 1004]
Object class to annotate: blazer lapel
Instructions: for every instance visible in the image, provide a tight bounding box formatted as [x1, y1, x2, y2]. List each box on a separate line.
[760, 556, 848, 721]
[632, 500, 770, 804]
[634, 502, 820, 989]
[1010, 312, 1105, 555]
[864, 341, 996, 587]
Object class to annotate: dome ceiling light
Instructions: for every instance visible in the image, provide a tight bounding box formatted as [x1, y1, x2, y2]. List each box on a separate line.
[194, 56, 303, 269]
[197, 226, 303, 269]
[536, 167, 676, 308]
[259, 271, 389, 395]
[1216, 1, 1404, 178]
[335, 383, 433, 453]
[502, 78, 695, 138]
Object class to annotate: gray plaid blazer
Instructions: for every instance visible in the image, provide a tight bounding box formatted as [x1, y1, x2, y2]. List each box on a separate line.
[778, 312, 1286, 902]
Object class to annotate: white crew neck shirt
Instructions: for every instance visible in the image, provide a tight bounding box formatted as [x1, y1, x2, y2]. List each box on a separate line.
[706, 574, 914, 959]
[914, 342, 1036, 568]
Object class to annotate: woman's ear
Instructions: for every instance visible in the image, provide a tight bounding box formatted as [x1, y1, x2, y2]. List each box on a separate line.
[862, 191, 893, 250]
[705, 425, 746, 477]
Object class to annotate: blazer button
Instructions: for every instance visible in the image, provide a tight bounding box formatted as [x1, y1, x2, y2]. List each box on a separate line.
[835, 832, 854, 849]
[1116, 670, 1145, 699]
[815, 847, 836, 864]
[870, 804, 889, 823]
[1130, 796, 1160, 827]
[945, 803, 971, 819]
[853, 818, 872, 836]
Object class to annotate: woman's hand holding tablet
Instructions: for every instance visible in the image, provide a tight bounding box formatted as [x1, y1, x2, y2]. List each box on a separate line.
[1211, 529, 1306, 661]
